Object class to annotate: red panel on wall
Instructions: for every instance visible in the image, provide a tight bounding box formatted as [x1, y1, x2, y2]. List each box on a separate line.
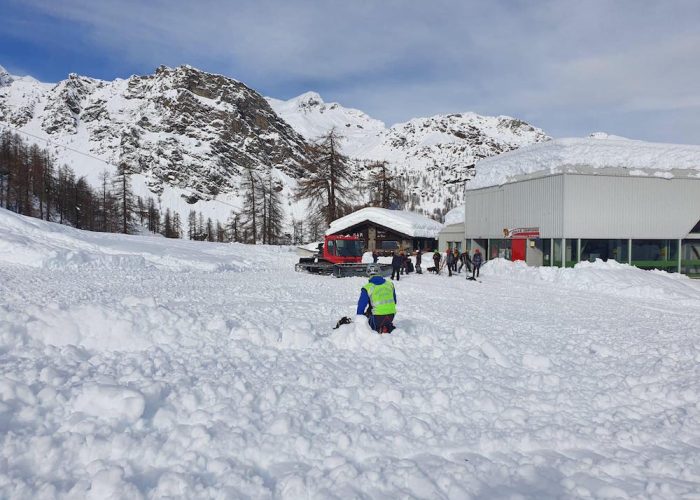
[512, 239, 526, 261]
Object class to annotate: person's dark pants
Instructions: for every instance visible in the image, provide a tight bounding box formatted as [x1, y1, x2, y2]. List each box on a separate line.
[459, 261, 471, 273]
[472, 264, 481, 278]
[369, 314, 395, 333]
[447, 262, 453, 276]
[433, 259, 441, 274]
[391, 267, 400, 280]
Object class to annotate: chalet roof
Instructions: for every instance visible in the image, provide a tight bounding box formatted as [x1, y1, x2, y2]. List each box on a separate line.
[326, 207, 443, 238]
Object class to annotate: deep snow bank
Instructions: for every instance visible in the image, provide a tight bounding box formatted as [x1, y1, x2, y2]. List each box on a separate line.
[3, 209, 700, 498]
[482, 258, 700, 303]
[0, 207, 291, 271]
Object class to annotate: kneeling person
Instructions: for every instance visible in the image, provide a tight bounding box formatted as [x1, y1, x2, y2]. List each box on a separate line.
[357, 271, 397, 334]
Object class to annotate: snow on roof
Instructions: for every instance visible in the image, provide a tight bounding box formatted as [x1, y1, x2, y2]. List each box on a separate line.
[444, 205, 464, 225]
[469, 135, 700, 190]
[326, 207, 443, 238]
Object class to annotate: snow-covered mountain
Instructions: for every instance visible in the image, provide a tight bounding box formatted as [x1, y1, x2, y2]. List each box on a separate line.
[0, 65, 307, 199]
[1, 63, 548, 228]
[269, 93, 549, 214]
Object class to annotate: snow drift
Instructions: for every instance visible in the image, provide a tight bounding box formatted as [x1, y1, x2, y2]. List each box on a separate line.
[2, 208, 700, 498]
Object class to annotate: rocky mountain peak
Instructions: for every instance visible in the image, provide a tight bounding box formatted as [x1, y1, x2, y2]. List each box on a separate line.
[0, 65, 13, 87]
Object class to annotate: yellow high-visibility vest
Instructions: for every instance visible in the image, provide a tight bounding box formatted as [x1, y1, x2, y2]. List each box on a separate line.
[363, 280, 396, 315]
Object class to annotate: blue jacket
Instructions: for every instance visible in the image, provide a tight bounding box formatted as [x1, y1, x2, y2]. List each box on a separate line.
[391, 254, 403, 268]
[357, 276, 397, 315]
[472, 252, 483, 266]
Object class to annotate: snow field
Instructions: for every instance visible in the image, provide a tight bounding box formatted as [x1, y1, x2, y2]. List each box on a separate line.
[2, 209, 700, 498]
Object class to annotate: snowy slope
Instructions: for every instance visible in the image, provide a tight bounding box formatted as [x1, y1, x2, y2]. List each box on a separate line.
[3, 207, 700, 498]
[266, 92, 386, 157]
[470, 134, 700, 189]
[270, 94, 550, 215]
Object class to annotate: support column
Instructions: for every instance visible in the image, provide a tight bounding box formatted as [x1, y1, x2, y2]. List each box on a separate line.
[678, 238, 682, 274]
[550, 238, 554, 266]
[628, 239, 632, 265]
[561, 238, 565, 268]
[577, 238, 582, 264]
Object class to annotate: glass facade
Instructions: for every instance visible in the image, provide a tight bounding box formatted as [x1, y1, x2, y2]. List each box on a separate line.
[553, 239, 563, 267]
[488, 239, 512, 260]
[681, 239, 700, 277]
[580, 239, 629, 264]
[538, 239, 552, 266]
[631, 239, 679, 271]
[446, 241, 462, 251]
[565, 239, 578, 267]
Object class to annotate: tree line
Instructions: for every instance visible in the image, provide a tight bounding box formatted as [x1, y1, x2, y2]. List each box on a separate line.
[1, 127, 415, 246]
[1, 130, 194, 239]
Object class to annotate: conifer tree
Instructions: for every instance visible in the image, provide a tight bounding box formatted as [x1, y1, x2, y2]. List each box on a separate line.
[112, 162, 134, 234]
[366, 160, 405, 209]
[295, 128, 352, 226]
[240, 167, 263, 243]
[226, 210, 241, 242]
[172, 212, 182, 239]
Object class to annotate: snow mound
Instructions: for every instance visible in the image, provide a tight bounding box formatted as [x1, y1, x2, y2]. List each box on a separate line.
[0, 208, 288, 272]
[482, 258, 700, 303]
[470, 136, 700, 189]
[327, 207, 443, 238]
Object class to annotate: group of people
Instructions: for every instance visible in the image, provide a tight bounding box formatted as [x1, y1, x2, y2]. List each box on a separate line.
[435, 247, 483, 279]
[358, 246, 484, 334]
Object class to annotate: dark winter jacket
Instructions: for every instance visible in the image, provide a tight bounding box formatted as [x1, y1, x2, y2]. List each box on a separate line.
[416, 252, 422, 266]
[357, 276, 397, 315]
[472, 252, 483, 267]
[432, 252, 441, 265]
[391, 254, 402, 269]
[460, 252, 471, 264]
[446, 252, 455, 265]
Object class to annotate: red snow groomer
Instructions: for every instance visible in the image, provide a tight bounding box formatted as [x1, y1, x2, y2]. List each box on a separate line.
[295, 234, 392, 278]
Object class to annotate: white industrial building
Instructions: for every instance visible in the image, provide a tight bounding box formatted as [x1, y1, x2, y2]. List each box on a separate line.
[459, 136, 700, 276]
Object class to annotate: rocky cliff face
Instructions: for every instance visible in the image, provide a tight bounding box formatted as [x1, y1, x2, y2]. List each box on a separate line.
[0, 65, 309, 201]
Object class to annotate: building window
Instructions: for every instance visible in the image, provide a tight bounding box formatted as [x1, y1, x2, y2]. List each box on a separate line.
[380, 240, 399, 251]
[681, 239, 700, 277]
[534, 239, 552, 266]
[565, 239, 578, 267]
[488, 239, 511, 260]
[631, 239, 678, 271]
[581, 239, 629, 264]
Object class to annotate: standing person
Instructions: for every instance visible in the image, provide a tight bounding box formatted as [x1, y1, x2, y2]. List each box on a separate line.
[452, 249, 460, 272]
[415, 249, 422, 274]
[356, 269, 396, 334]
[372, 250, 379, 264]
[446, 248, 454, 277]
[459, 249, 472, 274]
[432, 249, 441, 273]
[399, 251, 407, 275]
[471, 248, 483, 279]
[391, 251, 402, 280]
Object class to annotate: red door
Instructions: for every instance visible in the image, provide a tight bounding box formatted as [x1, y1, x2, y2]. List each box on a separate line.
[512, 239, 526, 261]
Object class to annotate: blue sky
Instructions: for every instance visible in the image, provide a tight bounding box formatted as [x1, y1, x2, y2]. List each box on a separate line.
[2, 0, 700, 144]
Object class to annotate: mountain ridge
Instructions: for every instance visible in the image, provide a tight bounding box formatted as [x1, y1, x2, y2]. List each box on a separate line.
[1, 64, 549, 229]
